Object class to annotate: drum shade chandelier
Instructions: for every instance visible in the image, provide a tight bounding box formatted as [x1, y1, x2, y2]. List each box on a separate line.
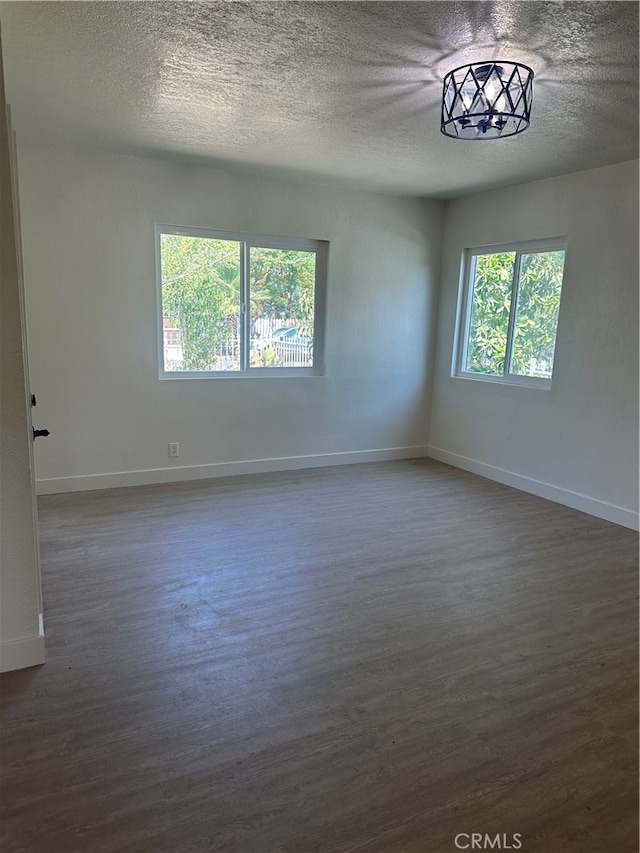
[441, 61, 534, 139]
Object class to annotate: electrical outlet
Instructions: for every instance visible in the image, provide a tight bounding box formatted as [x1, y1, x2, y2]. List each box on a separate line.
[168, 442, 179, 458]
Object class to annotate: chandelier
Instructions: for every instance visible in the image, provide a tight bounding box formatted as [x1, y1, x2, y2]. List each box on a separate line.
[441, 61, 534, 140]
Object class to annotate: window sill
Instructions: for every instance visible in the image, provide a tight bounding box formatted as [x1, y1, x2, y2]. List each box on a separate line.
[159, 368, 323, 380]
[453, 371, 551, 390]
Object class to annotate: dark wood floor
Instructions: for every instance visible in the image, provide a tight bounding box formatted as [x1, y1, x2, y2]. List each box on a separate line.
[1, 459, 638, 853]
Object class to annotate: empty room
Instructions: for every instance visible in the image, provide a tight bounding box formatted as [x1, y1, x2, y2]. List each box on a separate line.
[1, 2, 638, 852]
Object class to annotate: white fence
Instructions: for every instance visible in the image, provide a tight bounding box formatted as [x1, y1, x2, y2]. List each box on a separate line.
[252, 336, 311, 368]
[163, 319, 311, 370]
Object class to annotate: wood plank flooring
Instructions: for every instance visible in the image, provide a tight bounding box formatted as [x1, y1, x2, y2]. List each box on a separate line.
[1, 459, 638, 853]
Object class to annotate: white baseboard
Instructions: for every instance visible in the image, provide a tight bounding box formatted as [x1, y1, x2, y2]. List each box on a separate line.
[427, 446, 639, 531]
[0, 633, 45, 673]
[36, 445, 431, 495]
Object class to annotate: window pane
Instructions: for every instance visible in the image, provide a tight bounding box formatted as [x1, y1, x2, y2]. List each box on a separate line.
[248, 247, 315, 368]
[160, 234, 241, 371]
[509, 250, 565, 378]
[464, 252, 515, 375]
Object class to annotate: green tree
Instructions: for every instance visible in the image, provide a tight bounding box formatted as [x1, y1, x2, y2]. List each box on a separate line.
[466, 252, 515, 375]
[161, 235, 239, 370]
[467, 250, 564, 378]
[510, 251, 564, 376]
[161, 236, 317, 371]
[250, 247, 316, 336]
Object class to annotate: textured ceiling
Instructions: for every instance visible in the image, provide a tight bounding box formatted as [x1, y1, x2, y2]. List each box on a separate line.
[0, 1, 638, 197]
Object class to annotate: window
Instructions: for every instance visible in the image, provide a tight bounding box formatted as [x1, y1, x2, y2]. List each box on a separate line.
[454, 238, 567, 388]
[156, 225, 327, 377]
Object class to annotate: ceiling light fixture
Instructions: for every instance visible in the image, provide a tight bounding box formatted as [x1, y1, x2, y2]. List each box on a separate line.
[441, 61, 534, 140]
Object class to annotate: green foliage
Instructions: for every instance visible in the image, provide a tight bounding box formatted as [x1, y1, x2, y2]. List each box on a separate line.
[250, 347, 280, 368]
[466, 252, 515, 375]
[510, 251, 564, 377]
[161, 235, 239, 370]
[466, 250, 564, 378]
[161, 236, 316, 371]
[250, 247, 316, 336]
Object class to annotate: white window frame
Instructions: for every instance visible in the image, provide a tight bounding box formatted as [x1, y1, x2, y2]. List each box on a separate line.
[156, 224, 327, 379]
[452, 236, 568, 390]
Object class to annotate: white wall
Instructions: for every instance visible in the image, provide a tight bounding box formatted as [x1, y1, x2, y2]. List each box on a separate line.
[0, 34, 45, 672]
[428, 160, 639, 529]
[17, 139, 443, 491]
